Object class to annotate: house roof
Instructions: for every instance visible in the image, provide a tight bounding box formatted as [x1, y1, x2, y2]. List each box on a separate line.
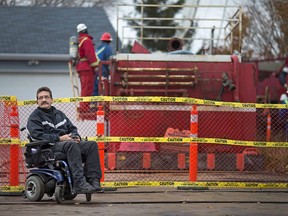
[0, 6, 116, 54]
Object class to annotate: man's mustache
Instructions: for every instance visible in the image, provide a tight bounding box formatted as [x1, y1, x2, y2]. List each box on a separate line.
[41, 101, 49, 105]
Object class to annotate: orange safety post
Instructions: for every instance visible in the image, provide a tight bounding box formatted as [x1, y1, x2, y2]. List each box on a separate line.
[266, 113, 271, 142]
[142, 153, 151, 169]
[177, 153, 186, 169]
[9, 104, 20, 186]
[96, 105, 105, 182]
[236, 153, 244, 172]
[207, 153, 215, 170]
[189, 105, 198, 181]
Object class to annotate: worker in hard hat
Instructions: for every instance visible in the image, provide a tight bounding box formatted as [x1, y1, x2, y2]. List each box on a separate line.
[280, 93, 288, 103]
[278, 93, 288, 141]
[75, 23, 99, 112]
[92, 32, 113, 97]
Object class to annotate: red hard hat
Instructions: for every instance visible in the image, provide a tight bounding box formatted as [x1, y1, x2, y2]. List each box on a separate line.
[100, 32, 113, 41]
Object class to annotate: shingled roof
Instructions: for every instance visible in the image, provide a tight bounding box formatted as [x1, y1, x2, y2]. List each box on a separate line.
[0, 6, 116, 54]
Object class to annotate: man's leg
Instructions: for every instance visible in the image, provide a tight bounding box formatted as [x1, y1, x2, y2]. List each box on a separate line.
[79, 141, 103, 191]
[92, 75, 99, 96]
[78, 70, 95, 112]
[90, 75, 99, 111]
[52, 141, 95, 193]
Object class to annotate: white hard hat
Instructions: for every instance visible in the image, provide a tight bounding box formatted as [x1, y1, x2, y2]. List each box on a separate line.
[77, 23, 87, 33]
[280, 93, 287, 101]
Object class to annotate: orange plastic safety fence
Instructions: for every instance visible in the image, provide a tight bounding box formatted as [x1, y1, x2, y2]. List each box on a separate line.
[0, 99, 26, 191]
[6, 99, 288, 188]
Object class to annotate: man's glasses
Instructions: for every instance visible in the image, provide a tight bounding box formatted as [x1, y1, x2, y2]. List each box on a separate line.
[37, 95, 51, 100]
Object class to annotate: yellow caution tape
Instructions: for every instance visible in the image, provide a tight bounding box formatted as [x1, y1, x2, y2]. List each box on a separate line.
[0, 138, 21, 145]
[14, 96, 288, 148]
[18, 96, 288, 109]
[101, 181, 288, 189]
[0, 185, 24, 192]
[18, 100, 37, 106]
[0, 96, 17, 102]
[86, 136, 288, 148]
[0, 137, 286, 148]
[2, 182, 286, 191]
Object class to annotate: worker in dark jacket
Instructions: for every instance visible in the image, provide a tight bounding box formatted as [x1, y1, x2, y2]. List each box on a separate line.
[279, 93, 288, 141]
[76, 23, 99, 112]
[27, 86, 103, 193]
[92, 32, 113, 97]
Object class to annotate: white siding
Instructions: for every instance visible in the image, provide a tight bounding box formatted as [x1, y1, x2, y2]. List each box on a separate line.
[0, 73, 73, 101]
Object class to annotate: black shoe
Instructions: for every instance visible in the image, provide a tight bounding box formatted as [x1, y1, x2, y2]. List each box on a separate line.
[74, 181, 96, 193]
[89, 179, 104, 193]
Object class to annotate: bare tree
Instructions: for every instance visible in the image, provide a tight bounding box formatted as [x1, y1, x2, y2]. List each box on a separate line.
[0, 0, 16, 5]
[241, 0, 288, 59]
[0, 0, 114, 7]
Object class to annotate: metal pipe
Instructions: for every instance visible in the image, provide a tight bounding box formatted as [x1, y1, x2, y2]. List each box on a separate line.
[114, 81, 195, 87]
[121, 74, 196, 80]
[211, 26, 215, 55]
[117, 67, 197, 72]
[116, 88, 188, 96]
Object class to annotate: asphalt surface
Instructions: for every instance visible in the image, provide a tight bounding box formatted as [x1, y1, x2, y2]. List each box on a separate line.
[1, 187, 288, 216]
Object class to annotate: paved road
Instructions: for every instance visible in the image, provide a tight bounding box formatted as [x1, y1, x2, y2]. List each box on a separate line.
[1, 187, 288, 216]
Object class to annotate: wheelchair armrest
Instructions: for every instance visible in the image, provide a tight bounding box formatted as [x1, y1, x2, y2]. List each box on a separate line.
[41, 148, 54, 157]
[25, 140, 52, 148]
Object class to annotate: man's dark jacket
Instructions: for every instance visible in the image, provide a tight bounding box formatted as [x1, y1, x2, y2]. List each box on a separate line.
[27, 106, 79, 142]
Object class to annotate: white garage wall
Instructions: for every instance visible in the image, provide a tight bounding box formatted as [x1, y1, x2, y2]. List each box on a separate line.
[0, 73, 74, 101]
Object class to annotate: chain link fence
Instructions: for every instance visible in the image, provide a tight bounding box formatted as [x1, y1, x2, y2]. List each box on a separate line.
[1, 96, 288, 191]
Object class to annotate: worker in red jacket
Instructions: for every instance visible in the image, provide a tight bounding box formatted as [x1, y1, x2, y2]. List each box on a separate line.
[76, 23, 99, 112]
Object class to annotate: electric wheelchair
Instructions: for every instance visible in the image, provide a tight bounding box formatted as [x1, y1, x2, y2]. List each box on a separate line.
[23, 139, 92, 203]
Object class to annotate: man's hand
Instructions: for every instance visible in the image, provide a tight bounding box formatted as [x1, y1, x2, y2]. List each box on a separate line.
[59, 134, 80, 143]
[70, 134, 81, 143]
[94, 66, 99, 75]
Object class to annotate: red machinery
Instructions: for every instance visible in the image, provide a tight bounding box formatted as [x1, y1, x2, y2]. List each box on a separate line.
[99, 45, 258, 170]
[72, 2, 272, 169]
[109, 52, 256, 101]
[255, 58, 288, 103]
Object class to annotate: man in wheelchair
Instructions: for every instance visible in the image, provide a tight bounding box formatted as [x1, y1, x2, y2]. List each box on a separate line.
[26, 86, 103, 194]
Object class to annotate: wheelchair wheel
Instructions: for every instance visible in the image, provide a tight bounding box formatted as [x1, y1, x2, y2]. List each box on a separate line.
[55, 185, 64, 204]
[63, 191, 77, 200]
[86, 193, 92, 202]
[25, 175, 45, 201]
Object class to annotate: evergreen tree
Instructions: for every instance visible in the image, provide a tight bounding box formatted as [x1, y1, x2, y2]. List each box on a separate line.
[128, 0, 196, 52]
